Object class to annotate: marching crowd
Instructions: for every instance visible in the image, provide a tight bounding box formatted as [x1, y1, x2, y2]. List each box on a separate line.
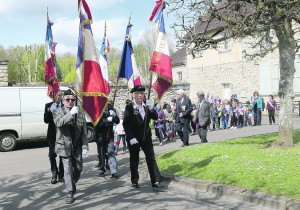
[44, 86, 277, 204]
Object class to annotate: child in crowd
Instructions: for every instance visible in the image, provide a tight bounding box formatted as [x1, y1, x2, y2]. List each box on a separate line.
[230, 102, 238, 129]
[221, 103, 228, 129]
[210, 103, 219, 130]
[237, 102, 245, 128]
[244, 101, 253, 126]
[216, 103, 223, 129]
[224, 99, 231, 126]
[190, 104, 198, 135]
[115, 111, 127, 154]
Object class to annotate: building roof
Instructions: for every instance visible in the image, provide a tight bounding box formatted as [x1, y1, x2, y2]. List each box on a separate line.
[192, 1, 253, 35]
[171, 48, 186, 67]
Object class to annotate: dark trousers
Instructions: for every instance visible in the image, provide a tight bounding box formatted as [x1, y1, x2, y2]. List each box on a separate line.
[128, 139, 161, 187]
[230, 115, 238, 127]
[198, 125, 208, 143]
[62, 149, 82, 192]
[238, 115, 244, 127]
[175, 120, 190, 145]
[48, 138, 64, 179]
[96, 135, 118, 174]
[254, 108, 261, 125]
[268, 110, 275, 124]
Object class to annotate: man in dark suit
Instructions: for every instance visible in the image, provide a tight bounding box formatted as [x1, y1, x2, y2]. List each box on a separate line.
[44, 92, 64, 184]
[123, 85, 164, 190]
[174, 89, 193, 147]
[94, 102, 120, 178]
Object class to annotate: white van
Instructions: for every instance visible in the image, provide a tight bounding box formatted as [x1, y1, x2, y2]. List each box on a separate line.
[0, 86, 95, 152]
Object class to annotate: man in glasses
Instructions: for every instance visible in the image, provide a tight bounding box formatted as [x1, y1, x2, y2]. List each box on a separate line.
[44, 91, 64, 184]
[53, 89, 89, 204]
[123, 85, 164, 191]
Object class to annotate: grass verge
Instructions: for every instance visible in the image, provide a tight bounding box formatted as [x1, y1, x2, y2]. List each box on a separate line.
[157, 130, 300, 200]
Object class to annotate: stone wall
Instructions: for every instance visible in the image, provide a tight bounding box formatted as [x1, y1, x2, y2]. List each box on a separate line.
[0, 60, 8, 86]
[187, 60, 260, 104]
[110, 82, 190, 111]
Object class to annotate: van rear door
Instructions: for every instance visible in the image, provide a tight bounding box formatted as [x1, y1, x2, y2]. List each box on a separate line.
[0, 88, 21, 137]
[20, 88, 51, 139]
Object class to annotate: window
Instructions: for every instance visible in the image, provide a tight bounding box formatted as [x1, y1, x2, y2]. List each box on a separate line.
[218, 38, 233, 53]
[177, 71, 182, 82]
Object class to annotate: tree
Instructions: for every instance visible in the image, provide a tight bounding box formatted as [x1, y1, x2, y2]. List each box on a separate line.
[107, 47, 122, 81]
[135, 28, 176, 85]
[170, 0, 300, 147]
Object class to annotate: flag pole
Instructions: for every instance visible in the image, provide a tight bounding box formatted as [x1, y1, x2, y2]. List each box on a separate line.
[142, 3, 165, 142]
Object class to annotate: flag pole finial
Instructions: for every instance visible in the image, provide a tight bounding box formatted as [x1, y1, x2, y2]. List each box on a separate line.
[104, 21, 107, 37]
[128, 12, 133, 26]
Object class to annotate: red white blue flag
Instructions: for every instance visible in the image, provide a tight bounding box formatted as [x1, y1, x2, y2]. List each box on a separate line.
[76, 0, 108, 126]
[99, 35, 110, 94]
[44, 15, 60, 100]
[149, 0, 169, 24]
[149, 10, 172, 100]
[117, 23, 141, 89]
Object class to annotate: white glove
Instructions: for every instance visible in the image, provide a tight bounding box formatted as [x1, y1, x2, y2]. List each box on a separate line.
[107, 116, 113, 122]
[146, 99, 154, 110]
[50, 103, 57, 113]
[130, 138, 138, 145]
[70, 106, 79, 115]
[109, 110, 116, 117]
[82, 148, 88, 157]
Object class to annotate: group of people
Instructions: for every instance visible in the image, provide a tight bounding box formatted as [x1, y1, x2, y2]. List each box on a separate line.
[44, 86, 278, 204]
[150, 89, 277, 148]
[44, 86, 164, 204]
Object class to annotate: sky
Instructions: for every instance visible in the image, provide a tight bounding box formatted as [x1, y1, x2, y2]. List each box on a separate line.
[0, 0, 177, 56]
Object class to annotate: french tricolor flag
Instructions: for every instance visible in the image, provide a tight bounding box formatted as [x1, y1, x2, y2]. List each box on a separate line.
[149, 0, 169, 24]
[75, 0, 108, 125]
[117, 23, 141, 89]
[150, 12, 172, 100]
[44, 15, 59, 100]
[99, 35, 110, 94]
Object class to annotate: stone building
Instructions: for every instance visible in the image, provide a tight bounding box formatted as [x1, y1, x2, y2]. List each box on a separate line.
[0, 59, 8, 87]
[171, 32, 300, 106]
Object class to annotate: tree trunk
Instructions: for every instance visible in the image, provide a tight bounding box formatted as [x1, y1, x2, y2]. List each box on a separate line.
[273, 20, 295, 147]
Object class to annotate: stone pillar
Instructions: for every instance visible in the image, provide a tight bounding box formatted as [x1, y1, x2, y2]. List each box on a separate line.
[0, 59, 8, 86]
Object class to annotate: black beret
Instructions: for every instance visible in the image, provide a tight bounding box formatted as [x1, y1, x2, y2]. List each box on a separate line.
[130, 85, 145, 93]
[64, 89, 75, 96]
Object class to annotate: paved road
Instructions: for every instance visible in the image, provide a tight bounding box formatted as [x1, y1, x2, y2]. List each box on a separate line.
[0, 117, 299, 210]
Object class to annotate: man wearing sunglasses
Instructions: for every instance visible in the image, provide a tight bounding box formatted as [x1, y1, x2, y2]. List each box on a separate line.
[53, 89, 89, 204]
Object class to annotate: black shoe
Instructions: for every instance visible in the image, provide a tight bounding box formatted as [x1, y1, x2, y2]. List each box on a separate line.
[132, 183, 140, 188]
[51, 177, 57, 184]
[99, 172, 106, 177]
[58, 177, 65, 183]
[66, 192, 74, 204]
[152, 182, 164, 191]
[111, 173, 120, 179]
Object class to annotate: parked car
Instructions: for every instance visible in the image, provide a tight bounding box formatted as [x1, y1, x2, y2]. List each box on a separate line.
[0, 86, 95, 152]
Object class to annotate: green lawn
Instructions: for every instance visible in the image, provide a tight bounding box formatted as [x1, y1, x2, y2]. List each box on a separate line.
[157, 130, 300, 200]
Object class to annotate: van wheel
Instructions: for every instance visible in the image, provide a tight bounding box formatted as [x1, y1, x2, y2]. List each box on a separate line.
[0, 133, 17, 152]
[87, 125, 95, 143]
